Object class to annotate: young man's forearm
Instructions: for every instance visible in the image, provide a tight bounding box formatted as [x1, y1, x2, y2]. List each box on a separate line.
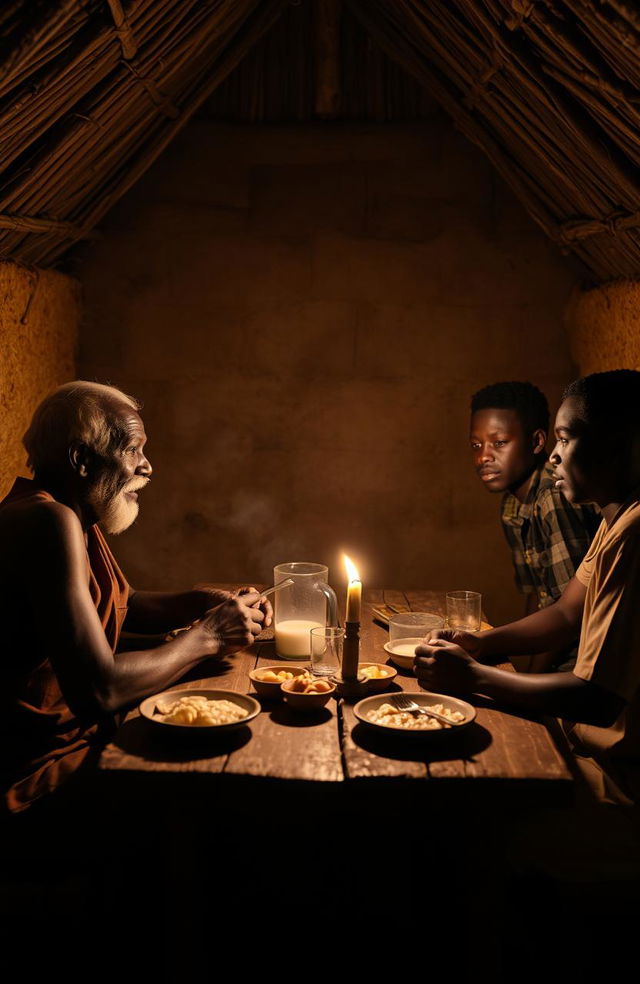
[479, 578, 586, 662]
[470, 662, 622, 727]
[479, 608, 577, 660]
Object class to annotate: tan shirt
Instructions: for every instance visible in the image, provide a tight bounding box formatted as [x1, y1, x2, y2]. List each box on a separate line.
[565, 492, 640, 805]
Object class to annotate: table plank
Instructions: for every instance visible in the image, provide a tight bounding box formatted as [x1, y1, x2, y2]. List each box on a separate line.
[99, 646, 259, 773]
[404, 589, 445, 616]
[379, 588, 410, 611]
[341, 598, 572, 796]
[224, 642, 343, 782]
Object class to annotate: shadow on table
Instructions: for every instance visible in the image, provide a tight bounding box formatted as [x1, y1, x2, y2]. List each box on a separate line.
[266, 702, 333, 727]
[470, 692, 559, 725]
[108, 715, 253, 761]
[350, 720, 492, 762]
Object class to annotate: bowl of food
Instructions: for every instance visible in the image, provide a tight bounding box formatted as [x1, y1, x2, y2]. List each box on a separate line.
[281, 672, 336, 711]
[140, 688, 260, 732]
[359, 662, 397, 691]
[249, 665, 307, 698]
[353, 691, 475, 735]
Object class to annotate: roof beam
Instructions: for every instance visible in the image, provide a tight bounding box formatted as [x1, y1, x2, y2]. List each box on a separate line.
[314, 0, 341, 118]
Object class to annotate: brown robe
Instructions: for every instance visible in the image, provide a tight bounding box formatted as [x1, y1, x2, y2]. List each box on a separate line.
[0, 478, 129, 812]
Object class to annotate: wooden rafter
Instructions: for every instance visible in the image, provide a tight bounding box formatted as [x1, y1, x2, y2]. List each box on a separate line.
[0, 1, 640, 281]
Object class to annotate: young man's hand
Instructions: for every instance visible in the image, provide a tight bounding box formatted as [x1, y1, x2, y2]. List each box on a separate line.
[427, 628, 486, 660]
[414, 638, 479, 695]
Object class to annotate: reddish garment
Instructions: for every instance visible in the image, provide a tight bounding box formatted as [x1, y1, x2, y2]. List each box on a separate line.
[0, 477, 129, 812]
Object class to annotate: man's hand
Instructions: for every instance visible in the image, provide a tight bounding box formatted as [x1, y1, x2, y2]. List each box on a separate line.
[414, 639, 479, 695]
[428, 628, 486, 660]
[195, 587, 235, 610]
[235, 586, 273, 628]
[201, 593, 266, 655]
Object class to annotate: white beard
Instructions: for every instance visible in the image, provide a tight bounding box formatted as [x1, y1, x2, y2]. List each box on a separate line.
[99, 490, 140, 535]
[89, 476, 148, 535]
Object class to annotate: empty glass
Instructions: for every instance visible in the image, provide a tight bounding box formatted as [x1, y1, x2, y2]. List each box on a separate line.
[310, 626, 345, 677]
[446, 591, 482, 632]
[388, 612, 444, 655]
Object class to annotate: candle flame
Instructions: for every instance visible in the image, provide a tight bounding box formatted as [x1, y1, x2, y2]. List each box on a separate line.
[343, 554, 361, 583]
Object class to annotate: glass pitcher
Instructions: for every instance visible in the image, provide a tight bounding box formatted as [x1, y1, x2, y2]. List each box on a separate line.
[273, 562, 338, 659]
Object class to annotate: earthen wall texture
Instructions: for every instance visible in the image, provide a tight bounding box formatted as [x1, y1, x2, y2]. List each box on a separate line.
[565, 281, 640, 375]
[0, 262, 79, 498]
[76, 121, 577, 625]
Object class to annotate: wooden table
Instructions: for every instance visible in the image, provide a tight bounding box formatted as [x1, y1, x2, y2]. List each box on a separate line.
[100, 589, 573, 809]
[97, 589, 575, 974]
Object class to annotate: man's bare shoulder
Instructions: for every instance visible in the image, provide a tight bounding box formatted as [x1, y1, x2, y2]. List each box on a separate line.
[0, 496, 83, 546]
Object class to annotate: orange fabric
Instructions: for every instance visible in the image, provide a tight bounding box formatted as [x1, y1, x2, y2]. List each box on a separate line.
[0, 478, 129, 813]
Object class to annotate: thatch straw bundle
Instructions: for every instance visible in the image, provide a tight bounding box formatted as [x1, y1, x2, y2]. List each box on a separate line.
[1, 1, 639, 282]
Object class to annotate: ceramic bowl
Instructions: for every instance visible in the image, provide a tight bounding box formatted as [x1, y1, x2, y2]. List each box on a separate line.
[281, 675, 336, 711]
[358, 662, 397, 691]
[249, 665, 306, 698]
[383, 640, 422, 671]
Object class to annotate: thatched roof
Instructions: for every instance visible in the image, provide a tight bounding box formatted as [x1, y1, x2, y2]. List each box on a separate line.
[1, 1, 639, 283]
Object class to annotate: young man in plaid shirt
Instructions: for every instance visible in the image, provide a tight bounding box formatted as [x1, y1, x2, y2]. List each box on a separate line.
[469, 380, 600, 669]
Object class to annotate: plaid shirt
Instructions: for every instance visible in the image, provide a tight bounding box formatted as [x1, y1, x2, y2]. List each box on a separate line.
[501, 461, 601, 609]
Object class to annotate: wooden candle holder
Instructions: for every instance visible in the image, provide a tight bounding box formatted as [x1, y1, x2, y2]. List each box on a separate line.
[332, 620, 368, 696]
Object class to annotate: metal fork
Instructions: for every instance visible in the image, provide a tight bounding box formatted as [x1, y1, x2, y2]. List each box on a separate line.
[390, 694, 465, 727]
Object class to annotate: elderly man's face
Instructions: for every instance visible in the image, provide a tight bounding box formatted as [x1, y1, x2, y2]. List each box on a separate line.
[88, 409, 152, 534]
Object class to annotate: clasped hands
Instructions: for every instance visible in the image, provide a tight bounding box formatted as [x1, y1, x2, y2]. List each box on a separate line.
[414, 628, 484, 694]
[172, 586, 274, 656]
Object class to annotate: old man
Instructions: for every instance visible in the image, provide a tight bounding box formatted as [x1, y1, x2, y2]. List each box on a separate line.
[0, 381, 271, 813]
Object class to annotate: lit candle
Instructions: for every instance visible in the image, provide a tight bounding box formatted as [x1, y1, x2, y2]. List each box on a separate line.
[344, 554, 362, 623]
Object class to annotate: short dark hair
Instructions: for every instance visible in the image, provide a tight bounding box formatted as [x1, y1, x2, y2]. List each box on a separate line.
[563, 370, 640, 434]
[470, 381, 549, 435]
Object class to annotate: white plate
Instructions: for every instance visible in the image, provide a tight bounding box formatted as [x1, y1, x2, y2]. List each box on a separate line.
[353, 691, 476, 735]
[139, 688, 260, 732]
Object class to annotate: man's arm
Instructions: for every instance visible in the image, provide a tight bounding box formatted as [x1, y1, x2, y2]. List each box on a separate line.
[415, 641, 623, 727]
[415, 574, 623, 725]
[432, 576, 587, 666]
[124, 586, 272, 635]
[25, 503, 263, 717]
[124, 589, 231, 634]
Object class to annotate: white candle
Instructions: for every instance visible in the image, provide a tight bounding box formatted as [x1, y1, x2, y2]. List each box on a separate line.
[344, 554, 362, 622]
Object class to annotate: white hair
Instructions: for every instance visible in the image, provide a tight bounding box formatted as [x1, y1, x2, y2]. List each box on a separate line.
[23, 380, 141, 477]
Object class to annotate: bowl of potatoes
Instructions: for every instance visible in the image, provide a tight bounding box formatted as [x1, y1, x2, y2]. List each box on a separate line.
[249, 665, 307, 698]
[281, 672, 336, 711]
[358, 662, 397, 692]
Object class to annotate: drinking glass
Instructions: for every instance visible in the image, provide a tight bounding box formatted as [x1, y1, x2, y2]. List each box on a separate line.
[388, 613, 444, 654]
[446, 591, 482, 632]
[310, 626, 345, 677]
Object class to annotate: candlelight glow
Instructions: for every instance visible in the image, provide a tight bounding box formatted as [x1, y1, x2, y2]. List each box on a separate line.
[344, 554, 361, 583]
[344, 553, 362, 625]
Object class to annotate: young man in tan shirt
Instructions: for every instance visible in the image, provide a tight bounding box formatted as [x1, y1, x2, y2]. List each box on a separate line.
[417, 369, 640, 809]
